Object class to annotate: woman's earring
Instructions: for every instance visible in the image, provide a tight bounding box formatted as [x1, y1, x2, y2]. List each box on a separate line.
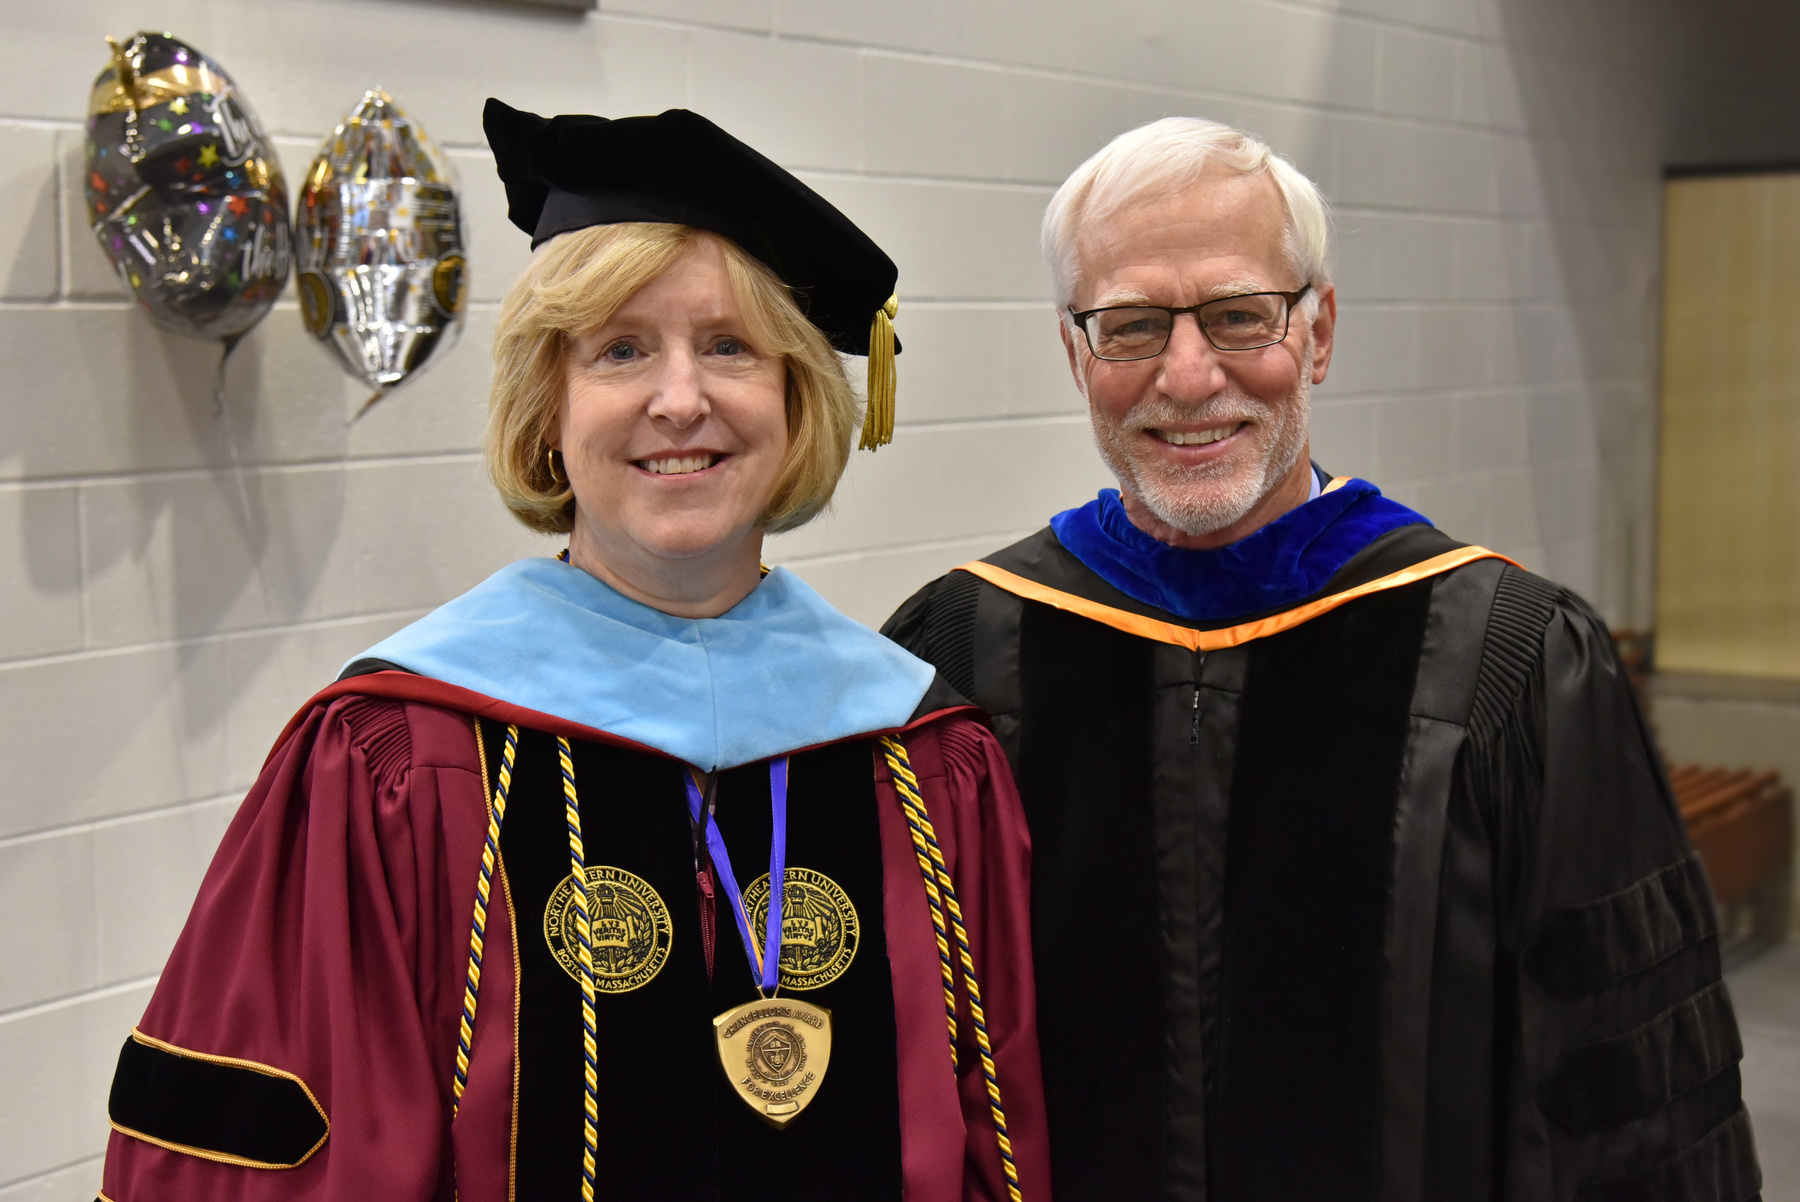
[546, 446, 565, 486]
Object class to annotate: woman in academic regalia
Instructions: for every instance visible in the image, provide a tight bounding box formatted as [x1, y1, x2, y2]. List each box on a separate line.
[99, 101, 1048, 1202]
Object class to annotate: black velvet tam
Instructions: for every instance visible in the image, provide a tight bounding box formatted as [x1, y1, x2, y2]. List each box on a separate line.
[483, 99, 899, 356]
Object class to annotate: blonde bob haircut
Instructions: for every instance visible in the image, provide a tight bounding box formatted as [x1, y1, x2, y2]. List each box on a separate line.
[486, 222, 859, 535]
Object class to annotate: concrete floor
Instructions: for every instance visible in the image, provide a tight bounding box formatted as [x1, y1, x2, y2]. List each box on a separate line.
[1730, 941, 1800, 1199]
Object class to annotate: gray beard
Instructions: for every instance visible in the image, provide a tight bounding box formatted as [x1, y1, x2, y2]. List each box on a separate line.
[1090, 361, 1312, 539]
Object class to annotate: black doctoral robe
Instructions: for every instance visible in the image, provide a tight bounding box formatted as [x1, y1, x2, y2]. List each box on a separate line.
[884, 518, 1760, 1202]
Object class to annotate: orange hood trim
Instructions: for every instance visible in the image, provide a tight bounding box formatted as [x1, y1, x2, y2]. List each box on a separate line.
[957, 545, 1517, 653]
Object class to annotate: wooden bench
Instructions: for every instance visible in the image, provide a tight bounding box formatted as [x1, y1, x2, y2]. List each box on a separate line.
[1668, 764, 1793, 945]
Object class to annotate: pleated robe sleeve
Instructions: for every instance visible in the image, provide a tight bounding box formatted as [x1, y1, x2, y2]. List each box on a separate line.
[100, 695, 513, 1202]
[877, 713, 1052, 1202]
[1436, 570, 1760, 1201]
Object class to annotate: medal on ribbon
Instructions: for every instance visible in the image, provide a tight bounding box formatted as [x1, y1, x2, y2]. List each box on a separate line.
[686, 759, 832, 1127]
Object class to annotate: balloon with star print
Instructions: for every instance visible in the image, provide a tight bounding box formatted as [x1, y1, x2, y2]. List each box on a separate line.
[294, 89, 468, 412]
[84, 33, 291, 344]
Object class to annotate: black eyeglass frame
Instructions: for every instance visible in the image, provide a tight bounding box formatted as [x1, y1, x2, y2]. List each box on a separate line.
[1068, 284, 1314, 360]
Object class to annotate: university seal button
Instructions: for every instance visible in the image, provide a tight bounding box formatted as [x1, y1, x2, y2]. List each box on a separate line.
[712, 997, 833, 1127]
[742, 868, 859, 991]
[543, 865, 672, 993]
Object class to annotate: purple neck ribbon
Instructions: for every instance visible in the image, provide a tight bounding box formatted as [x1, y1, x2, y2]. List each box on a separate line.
[685, 759, 788, 994]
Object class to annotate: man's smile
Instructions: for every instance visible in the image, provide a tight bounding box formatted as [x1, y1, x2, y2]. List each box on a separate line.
[1149, 422, 1247, 447]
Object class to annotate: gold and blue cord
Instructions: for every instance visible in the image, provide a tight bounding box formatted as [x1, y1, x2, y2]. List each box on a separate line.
[878, 734, 1023, 1202]
[558, 736, 600, 1202]
[454, 723, 518, 1117]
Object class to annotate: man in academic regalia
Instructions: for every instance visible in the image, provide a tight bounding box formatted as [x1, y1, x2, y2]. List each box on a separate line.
[884, 118, 1760, 1202]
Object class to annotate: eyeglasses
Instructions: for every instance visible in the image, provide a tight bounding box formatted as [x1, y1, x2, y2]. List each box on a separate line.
[1069, 285, 1312, 360]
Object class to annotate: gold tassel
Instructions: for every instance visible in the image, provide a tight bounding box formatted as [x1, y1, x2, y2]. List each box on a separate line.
[859, 294, 899, 451]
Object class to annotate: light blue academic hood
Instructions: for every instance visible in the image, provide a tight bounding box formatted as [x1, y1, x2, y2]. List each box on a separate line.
[350, 557, 935, 771]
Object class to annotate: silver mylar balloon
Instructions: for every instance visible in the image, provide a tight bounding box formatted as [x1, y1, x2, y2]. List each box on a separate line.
[85, 33, 291, 345]
[295, 90, 468, 410]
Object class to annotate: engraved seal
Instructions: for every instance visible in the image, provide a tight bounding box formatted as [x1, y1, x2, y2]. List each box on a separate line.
[742, 868, 859, 991]
[745, 1019, 808, 1085]
[543, 865, 672, 993]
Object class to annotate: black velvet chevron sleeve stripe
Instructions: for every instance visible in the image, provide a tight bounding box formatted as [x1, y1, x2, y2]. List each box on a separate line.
[108, 1031, 330, 1169]
[1470, 569, 1759, 1200]
[1540, 981, 1744, 1133]
[1524, 856, 1718, 997]
[1577, 1108, 1761, 1202]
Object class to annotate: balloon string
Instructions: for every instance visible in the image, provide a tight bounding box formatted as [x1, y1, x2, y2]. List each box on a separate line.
[351, 385, 389, 425]
[213, 338, 254, 533]
[212, 334, 274, 622]
[212, 334, 239, 416]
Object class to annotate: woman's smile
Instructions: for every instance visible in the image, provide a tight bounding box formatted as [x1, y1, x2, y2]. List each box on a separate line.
[634, 452, 727, 476]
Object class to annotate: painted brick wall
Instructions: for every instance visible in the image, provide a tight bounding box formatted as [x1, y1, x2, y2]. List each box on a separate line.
[0, 0, 1748, 1195]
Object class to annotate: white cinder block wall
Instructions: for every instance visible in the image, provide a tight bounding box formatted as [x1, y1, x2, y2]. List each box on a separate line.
[0, 0, 1761, 1195]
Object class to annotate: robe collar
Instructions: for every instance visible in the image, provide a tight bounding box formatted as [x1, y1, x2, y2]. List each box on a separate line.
[1048, 477, 1431, 623]
[348, 557, 934, 771]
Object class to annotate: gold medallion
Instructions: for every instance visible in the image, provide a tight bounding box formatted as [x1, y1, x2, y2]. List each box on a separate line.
[543, 865, 672, 993]
[741, 869, 859, 991]
[712, 997, 833, 1126]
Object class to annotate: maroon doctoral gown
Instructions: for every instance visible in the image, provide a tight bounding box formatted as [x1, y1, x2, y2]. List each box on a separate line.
[99, 575, 1048, 1202]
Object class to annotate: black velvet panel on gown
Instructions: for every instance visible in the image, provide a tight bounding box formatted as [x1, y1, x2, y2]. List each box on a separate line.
[482, 723, 902, 1202]
[1013, 602, 1164, 1201]
[1209, 579, 1433, 1201]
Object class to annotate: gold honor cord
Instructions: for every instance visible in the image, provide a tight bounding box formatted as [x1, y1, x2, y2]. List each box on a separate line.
[454, 723, 518, 1118]
[878, 736, 1023, 1202]
[558, 736, 601, 1202]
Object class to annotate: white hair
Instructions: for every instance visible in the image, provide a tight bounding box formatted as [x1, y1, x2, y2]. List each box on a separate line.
[1041, 117, 1332, 309]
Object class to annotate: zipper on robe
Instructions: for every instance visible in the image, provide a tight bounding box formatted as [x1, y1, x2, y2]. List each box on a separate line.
[1191, 650, 1208, 745]
[697, 861, 717, 982]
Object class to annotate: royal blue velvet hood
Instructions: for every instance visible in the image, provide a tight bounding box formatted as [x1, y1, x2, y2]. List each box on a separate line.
[1048, 479, 1431, 623]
